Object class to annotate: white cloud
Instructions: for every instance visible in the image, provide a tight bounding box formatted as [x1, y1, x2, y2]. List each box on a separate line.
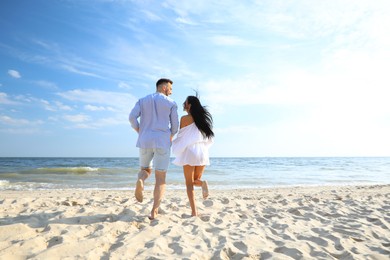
[202, 19, 390, 111]
[33, 80, 59, 90]
[8, 70, 21, 78]
[201, 75, 315, 110]
[40, 99, 73, 111]
[175, 17, 197, 25]
[55, 101, 72, 111]
[0, 115, 43, 126]
[0, 127, 47, 135]
[40, 99, 56, 112]
[211, 35, 250, 46]
[61, 113, 125, 129]
[56, 89, 137, 129]
[215, 125, 260, 135]
[141, 10, 162, 22]
[118, 81, 131, 89]
[57, 89, 137, 112]
[0, 115, 29, 125]
[84, 104, 114, 111]
[163, 0, 390, 45]
[61, 65, 103, 78]
[63, 114, 90, 123]
[104, 38, 197, 80]
[0, 92, 19, 105]
[90, 117, 125, 128]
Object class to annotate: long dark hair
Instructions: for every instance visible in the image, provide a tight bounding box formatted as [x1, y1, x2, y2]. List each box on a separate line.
[185, 95, 214, 139]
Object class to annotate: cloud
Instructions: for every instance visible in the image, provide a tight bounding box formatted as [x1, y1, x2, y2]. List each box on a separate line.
[55, 89, 138, 129]
[163, 0, 390, 45]
[141, 10, 162, 22]
[175, 17, 197, 25]
[40, 99, 73, 111]
[61, 65, 103, 78]
[210, 35, 251, 46]
[203, 56, 390, 109]
[200, 75, 314, 110]
[8, 70, 21, 78]
[0, 92, 20, 105]
[162, 0, 225, 18]
[0, 115, 43, 126]
[33, 80, 59, 90]
[55, 101, 73, 111]
[104, 37, 197, 81]
[89, 116, 126, 128]
[57, 89, 137, 112]
[215, 125, 260, 135]
[118, 81, 131, 89]
[0, 127, 47, 135]
[60, 113, 125, 129]
[84, 104, 114, 112]
[63, 114, 90, 123]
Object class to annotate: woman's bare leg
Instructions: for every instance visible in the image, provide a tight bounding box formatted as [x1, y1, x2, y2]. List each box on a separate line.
[193, 166, 206, 187]
[183, 165, 197, 216]
[193, 166, 208, 199]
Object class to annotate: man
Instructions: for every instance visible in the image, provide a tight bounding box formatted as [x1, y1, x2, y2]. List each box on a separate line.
[129, 78, 179, 220]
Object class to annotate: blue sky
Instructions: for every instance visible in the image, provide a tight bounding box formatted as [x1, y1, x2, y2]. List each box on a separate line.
[1, 0, 390, 157]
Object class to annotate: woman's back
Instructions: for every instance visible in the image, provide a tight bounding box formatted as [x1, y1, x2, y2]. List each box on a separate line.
[180, 115, 194, 128]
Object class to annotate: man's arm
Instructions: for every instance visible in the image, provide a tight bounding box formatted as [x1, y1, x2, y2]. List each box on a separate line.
[170, 102, 179, 138]
[129, 100, 140, 132]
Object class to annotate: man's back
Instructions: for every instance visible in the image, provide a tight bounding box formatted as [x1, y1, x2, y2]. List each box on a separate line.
[129, 92, 178, 149]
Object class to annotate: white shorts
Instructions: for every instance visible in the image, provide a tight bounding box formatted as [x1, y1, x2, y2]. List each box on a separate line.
[139, 148, 170, 172]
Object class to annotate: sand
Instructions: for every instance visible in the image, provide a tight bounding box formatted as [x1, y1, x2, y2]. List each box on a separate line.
[0, 185, 389, 259]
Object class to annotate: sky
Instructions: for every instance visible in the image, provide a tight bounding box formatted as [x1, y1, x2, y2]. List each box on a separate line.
[1, 0, 390, 157]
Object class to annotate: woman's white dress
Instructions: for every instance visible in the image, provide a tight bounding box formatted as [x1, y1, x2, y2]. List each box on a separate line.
[172, 123, 213, 166]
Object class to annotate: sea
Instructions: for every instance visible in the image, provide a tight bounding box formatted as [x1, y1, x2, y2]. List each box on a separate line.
[0, 157, 389, 191]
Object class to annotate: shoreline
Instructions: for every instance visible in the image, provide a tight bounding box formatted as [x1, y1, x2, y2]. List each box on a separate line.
[1, 184, 389, 259]
[2, 182, 389, 192]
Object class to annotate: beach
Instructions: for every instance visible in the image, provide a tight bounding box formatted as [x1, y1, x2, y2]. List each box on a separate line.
[1, 185, 389, 259]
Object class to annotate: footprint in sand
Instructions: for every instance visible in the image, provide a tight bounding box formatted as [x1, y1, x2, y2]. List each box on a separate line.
[274, 246, 303, 259]
[220, 198, 229, 204]
[200, 215, 210, 222]
[181, 213, 193, 219]
[203, 200, 213, 207]
[214, 218, 223, 225]
[47, 236, 63, 248]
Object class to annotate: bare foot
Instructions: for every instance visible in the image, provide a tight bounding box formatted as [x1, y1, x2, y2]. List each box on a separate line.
[202, 180, 209, 199]
[150, 208, 158, 220]
[135, 179, 143, 202]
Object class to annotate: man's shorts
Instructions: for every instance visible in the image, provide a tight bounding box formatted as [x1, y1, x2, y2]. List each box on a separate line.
[139, 148, 171, 172]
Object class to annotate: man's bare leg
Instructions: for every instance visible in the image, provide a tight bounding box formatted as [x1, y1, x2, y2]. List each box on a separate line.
[135, 168, 151, 203]
[150, 170, 166, 219]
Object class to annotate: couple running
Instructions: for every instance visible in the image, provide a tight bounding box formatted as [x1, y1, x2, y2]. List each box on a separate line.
[129, 78, 214, 219]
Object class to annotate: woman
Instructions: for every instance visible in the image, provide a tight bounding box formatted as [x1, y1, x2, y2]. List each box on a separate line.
[172, 95, 214, 217]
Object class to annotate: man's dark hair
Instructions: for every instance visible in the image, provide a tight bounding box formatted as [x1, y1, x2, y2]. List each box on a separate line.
[156, 78, 173, 89]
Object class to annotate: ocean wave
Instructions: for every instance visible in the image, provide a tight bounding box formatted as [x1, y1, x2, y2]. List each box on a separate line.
[0, 181, 61, 191]
[35, 167, 100, 174]
[0, 180, 10, 186]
